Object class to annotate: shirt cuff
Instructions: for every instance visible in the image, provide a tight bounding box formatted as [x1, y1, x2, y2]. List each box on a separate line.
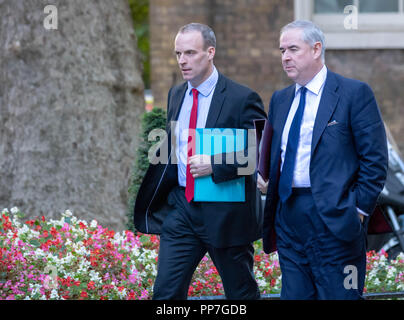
[356, 207, 369, 216]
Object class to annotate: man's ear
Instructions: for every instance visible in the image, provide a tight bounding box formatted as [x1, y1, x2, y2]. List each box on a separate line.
[313, 41, 322, 60]
[207, 46, 215, 60]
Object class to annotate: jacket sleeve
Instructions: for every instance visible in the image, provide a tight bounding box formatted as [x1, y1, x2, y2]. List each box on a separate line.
[351, 83, 388, 215]
[211, 91, 267, 183]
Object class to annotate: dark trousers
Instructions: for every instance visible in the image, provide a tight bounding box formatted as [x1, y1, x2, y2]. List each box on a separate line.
[153, 186, 260, 300]
[275, 188, 367, 300]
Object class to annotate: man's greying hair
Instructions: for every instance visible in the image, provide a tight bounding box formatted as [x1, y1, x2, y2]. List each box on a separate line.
[178, 23, 216, 49]
[281, 20, 326, 61]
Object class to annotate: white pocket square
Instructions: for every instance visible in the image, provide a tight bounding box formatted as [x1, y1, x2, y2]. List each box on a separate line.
[327, 120, 339, 127]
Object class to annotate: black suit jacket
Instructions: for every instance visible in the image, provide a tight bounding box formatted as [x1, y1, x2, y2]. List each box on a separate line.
[134, 73, 267, 248]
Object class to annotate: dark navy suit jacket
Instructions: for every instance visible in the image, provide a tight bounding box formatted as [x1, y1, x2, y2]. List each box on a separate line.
[263, 70, 388, 254]
[134, 73, 267, 248]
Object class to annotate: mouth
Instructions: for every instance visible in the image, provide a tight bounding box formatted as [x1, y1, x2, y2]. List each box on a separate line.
[284, 66, 295, 71]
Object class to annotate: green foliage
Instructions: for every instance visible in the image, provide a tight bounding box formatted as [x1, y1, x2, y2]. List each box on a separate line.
[128, 0, 150, 88]
[126, 108, 167, 231]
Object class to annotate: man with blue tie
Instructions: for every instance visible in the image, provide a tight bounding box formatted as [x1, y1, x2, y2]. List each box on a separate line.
[258, 20, 388, 299]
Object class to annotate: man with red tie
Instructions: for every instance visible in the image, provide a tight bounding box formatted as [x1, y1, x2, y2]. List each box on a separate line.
[133, 23, 267, 299]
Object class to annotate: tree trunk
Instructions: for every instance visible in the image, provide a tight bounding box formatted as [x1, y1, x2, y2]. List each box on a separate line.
[0, 0, 144, 230]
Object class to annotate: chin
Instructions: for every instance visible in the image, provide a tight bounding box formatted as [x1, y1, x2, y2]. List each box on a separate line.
[286, 72, 297, 81]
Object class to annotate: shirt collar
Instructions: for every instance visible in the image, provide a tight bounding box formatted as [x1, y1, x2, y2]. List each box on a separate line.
[295, 65, 327, 96]
[187, 66, 218, 97]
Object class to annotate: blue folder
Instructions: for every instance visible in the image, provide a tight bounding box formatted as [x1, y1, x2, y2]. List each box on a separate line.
[194, 128, 246, 202]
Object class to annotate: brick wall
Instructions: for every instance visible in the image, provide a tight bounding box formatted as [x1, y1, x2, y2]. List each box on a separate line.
[150, 0, 404, 153]
[150, 0, 294, 109]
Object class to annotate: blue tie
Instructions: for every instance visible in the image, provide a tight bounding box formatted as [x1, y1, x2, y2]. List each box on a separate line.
[278, 87, 307, 202]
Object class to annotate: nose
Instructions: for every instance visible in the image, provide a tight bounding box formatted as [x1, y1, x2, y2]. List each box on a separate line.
[282, 51, 291, 63]
[178, 53, 186, 65]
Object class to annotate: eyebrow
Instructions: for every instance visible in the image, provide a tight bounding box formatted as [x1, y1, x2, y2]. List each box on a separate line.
[279, 45, 299, 51]
[174, 49, 197, 54]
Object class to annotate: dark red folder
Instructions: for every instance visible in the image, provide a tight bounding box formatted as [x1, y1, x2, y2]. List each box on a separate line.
[254, 119, 273, 182]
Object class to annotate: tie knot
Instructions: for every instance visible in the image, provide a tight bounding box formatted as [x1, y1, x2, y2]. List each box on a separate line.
[192, 88, 199, 97]
[300, 86, 307, 95]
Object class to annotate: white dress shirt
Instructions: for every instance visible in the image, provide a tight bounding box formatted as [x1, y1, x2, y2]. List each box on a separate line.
[280, 65, 327, 188]
[175, 66, 218, 187]
[280, 65, 368, 216]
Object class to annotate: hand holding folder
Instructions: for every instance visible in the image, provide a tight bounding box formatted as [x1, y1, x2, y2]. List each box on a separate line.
[254, 119, 273, 182]
[194, 128, 246, 202]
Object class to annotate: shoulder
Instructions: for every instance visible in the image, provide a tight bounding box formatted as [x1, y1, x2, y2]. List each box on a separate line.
[327, 70, 374, 97]
[270, 83, 295, 105]
[169, 81, 187, 97]
[218, 73, 258, 98]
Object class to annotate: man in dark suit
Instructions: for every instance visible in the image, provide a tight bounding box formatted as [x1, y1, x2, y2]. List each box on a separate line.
[134, 23, 267, 299]
[258, 20, 388, 299]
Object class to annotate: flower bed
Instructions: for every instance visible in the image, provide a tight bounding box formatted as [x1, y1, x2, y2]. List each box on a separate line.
[0, 208, 403, 299]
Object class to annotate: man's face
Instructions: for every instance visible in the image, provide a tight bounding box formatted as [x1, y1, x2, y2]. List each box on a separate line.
[279, 28, 322, 86]
[174, 31, 215, 87]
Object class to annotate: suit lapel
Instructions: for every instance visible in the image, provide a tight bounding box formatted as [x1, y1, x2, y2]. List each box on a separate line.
[311, 71, 340, 155]
[271, 86, 295, 167]
[165, 83, 187, 159]
[170, 83, 188, 124]
[205, 74, 226, 128]
[269, 85, 295, 183]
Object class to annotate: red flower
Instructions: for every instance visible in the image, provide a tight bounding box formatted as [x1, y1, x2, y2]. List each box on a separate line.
[80, 291, 88, 298]
[128, 291, 136, 300]
[2, 215, 12, 230]
[50, 227, 58, 238]
[87, 281, 95, 290]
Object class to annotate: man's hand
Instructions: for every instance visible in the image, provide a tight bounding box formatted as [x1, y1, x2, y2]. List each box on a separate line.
[257, 173, 268, 194]
[358, 213, 364, 223]
[189, 154, 212, 178]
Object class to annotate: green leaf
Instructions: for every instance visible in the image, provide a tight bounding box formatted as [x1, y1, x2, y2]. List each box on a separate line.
[29, 239, 40, 247]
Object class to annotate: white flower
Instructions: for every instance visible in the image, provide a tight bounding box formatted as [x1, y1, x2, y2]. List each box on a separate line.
[257, 279, 267, 287]
[12, 216, 21, 228]
[89, 270, 101, 283]
[395, 252, 404, 261]
[10, 207, 19, 214]
[62, 210, 73, 218]
[75, 244, 90, 256]
[113, 232, 124, 243]
[50, 289, 59, 299]
[117, 288, 127, 299]
[34, 248, 46, 257]
[2, 208, 9, 214]
[61, 252, 74, 265]
[90, 220, 98, 228]
[386, 266, 397, 279]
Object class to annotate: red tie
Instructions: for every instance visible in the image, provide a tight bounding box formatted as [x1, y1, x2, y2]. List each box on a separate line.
[185, 88, 199, 202]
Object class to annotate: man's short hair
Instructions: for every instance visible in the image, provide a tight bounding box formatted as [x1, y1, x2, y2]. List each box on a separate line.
[178, 23, 216, 49]
[281, 20, 326, 61]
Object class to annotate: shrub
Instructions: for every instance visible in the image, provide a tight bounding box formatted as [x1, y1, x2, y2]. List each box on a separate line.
[126, 108, 167, 232]
[1, 207, 403, 300]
